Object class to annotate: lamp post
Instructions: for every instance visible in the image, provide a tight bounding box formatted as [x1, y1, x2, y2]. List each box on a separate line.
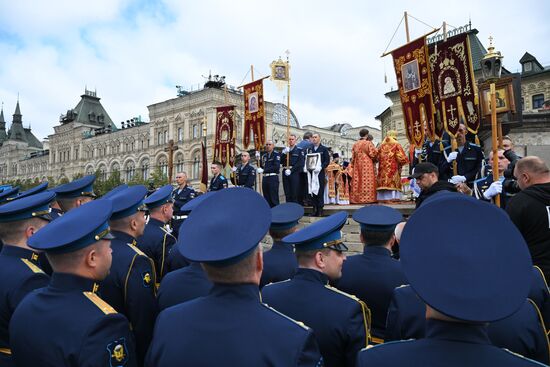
[480, 36, 503, 207]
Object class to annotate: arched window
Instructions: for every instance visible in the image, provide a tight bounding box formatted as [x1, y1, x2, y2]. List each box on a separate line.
[141, 158, 150, 180]
[125, 160, 136, 182]
[177, 127, 183, 142]
[192, 152, 200, 179]
[158, 156, 168, 177]
[98, 165, 107, 181]
[86, 166, 94, 175]
[175, 153, 184, 173]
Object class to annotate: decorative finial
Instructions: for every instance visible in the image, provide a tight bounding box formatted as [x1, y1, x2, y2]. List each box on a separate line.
[285, 49, 290, 62]
[483, 36, 502, 60]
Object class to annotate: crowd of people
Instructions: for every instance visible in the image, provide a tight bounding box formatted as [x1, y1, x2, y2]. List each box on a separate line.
[0, 127, 549, 366]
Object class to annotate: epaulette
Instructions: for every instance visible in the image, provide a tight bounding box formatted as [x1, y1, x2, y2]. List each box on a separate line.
[324, 284, 362, 302]
[263, 278, 292, 288]
[220, 175, 226, 180]
[501, 348, 549, 366]
[83, 291, 117, 315]
[261, 303, 309, 330]
[469, 142, 481, 148]
[533, 266, 550, 291]
[395, 284, 409, 290]
[20, 258, 45, 274]
[359, 339, 415, 352]
[126, 243, 147, 257]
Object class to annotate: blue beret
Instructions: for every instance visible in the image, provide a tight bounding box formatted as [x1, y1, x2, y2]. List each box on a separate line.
[282, 211, 348, 252]
[0, 191, 56, 222]
[270, 203, 304, 230]
[144, 185, 174, 210]
[352, 205, 403, 232]
[53, 175, 96, 199]
[28, 200, 115, 254]
[107, 185, 147, 220]
[180, 192, 217, 213]
[401, 195, 532, 322]
[179, 188, 271, 266]
[12, 182, 48, 201]
[101, 184, 129, 200]
[0, 187, 20, 203]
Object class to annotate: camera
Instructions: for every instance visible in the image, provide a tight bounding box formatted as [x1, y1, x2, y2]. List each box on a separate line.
[502, 149, 521, 194]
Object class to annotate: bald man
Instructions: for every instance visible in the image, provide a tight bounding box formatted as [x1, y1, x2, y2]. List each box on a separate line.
[506, 156, 550, 281]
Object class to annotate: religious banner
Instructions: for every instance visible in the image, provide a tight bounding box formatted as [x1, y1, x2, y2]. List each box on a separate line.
[428, 33, 479, 138]
[214, 106, 236, 171]
[243, 79, 266, 150]
[392, 37, 435, 147]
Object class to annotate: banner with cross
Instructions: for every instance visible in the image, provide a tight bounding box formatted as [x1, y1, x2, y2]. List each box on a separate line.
[391, 37, 436, 148]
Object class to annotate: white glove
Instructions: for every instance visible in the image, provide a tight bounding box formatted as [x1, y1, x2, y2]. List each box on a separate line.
[483, 181, 503, 200]
[284, 169, 291, 176]
[282, 147, 290, 154]
[449, 175, 467, 185]
[231, 166, 237, 172]
[414, 148, 423, 157]
[256, 168, 264, 174]
[447, 151, 458, 163]
[255, 151, 261, 159]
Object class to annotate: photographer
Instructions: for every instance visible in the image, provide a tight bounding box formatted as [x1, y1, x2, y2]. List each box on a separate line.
[502, 136, 522, 195]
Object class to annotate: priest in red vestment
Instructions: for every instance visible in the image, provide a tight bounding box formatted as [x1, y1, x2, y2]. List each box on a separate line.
[349, 129, 378, 204]
[377, 130, 409, 201]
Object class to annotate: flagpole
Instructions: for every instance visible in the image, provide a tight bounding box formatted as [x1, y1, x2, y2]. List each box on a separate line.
[490, 83, 501, 207]
[286, 52, 291, 168]
[404, 11, 410, 43]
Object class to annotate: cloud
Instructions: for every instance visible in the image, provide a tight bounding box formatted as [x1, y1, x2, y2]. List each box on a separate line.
[0, 0, 549, 141]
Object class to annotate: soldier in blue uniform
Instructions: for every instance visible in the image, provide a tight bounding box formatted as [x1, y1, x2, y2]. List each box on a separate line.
[233, 151, 256, 188]
[385, 282, 550, 364]
[137, 184, 176, 281]
[0, 187, 19, 204]
[10, 199, 137, 367]
[282, 134, 305, 203]
[50, 174, 97, 216]
[357, 195, 543, 367]
[145, 188, 323, 366]
[157, 192, 217, 311]
[209, 161, 228, 191]
[260, 202, 302, 288]
[439, 124, 484, 186]
[257, 140, 281, 207]
[306, 133, 330, 216]
[262, 211, 369, 367]
[171, 172, 196, 238]
[101, 185, 157, 366]
[0, 192, 54, 366]
[335, 205, 406, 344]
[10, 181, 48, 201]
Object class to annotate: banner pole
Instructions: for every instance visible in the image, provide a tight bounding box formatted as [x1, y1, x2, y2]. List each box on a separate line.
[404, 11, 410, 42]
[490, 83, 501, 207]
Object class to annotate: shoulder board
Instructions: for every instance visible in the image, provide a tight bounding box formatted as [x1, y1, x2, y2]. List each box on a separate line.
[261, 303, 309, 330]
[469, 143, 480, 148]
[324, 284, 361, 302]
[501, 348, 548, 366]
[395, 284, 410, 290]
[126, 243, 147, 257]
[533, 266, 550, 290]
[443, 145, 452, 151]
[262, 278, 292, 288]
[359, 339, 415, 352]
[220, 175, 226, 180]
[83, 291, 117, 315]
[474, 177, 488, 185]
[20, 258, 45, 274]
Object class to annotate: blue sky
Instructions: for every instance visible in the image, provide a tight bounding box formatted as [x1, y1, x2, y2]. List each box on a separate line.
[1, 0, 549, 140]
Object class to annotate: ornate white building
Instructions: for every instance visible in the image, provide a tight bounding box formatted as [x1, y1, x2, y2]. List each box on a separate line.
[0, 84, 380, 185]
